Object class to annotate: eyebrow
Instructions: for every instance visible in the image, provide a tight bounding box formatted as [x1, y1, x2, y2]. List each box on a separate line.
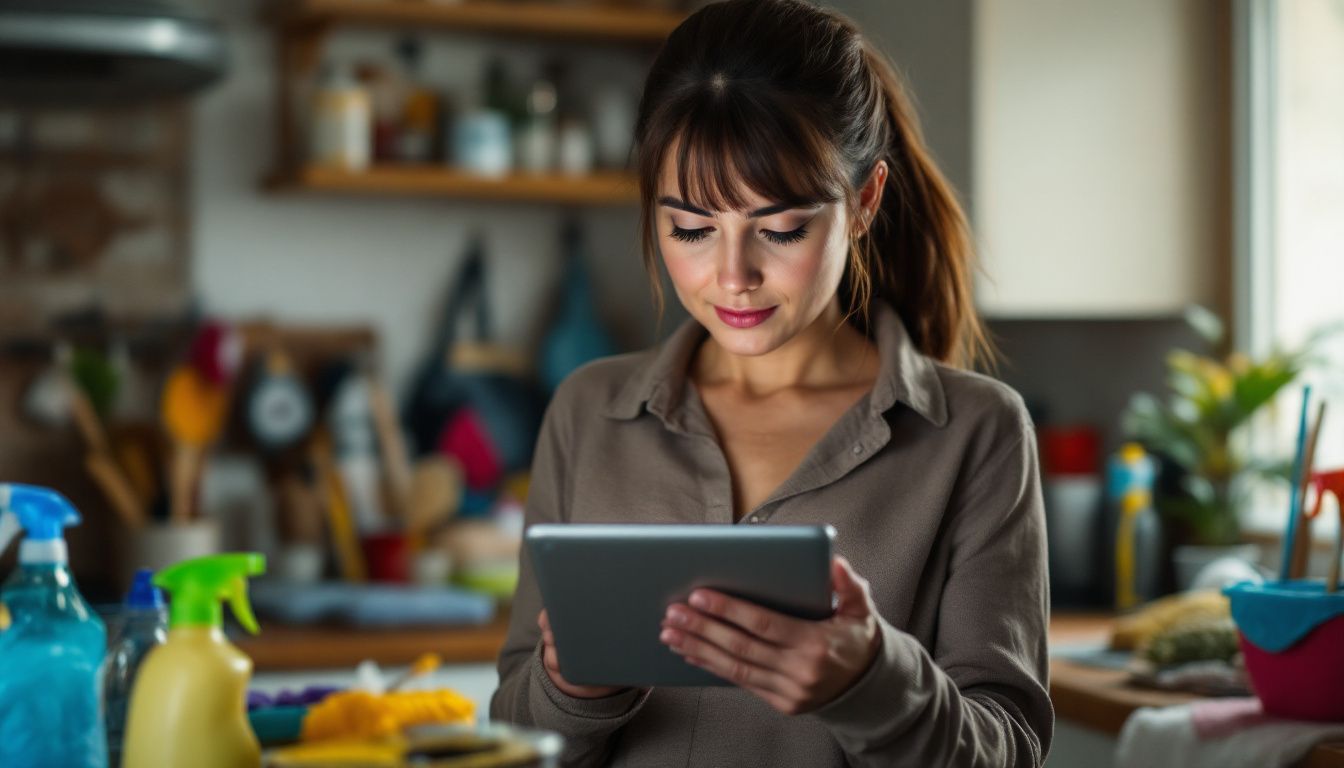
[656, 196, 817, 218]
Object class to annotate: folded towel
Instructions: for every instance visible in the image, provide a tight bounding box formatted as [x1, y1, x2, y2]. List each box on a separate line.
[1117, 697, 1344, 768]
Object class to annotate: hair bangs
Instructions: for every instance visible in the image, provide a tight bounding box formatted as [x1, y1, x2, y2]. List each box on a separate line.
[665, 93, 848, 214]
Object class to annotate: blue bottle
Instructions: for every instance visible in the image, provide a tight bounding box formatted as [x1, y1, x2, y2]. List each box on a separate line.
[0, 484, 109, 768]
[102, 569, 168, 768]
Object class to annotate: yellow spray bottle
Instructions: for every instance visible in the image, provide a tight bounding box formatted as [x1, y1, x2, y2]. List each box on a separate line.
[123, 553, 265, 768]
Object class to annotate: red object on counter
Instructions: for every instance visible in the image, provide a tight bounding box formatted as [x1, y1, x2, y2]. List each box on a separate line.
[361, 533, 411, 583]
[1239, 615, 1344, 722]
[1038, 425, 1101, 476]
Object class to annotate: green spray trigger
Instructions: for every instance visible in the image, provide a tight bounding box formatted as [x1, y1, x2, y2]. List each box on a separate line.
[153, 553, 266, 634]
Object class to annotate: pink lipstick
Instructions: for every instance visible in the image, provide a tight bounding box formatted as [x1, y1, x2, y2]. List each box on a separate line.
[713, 305, 777, 328]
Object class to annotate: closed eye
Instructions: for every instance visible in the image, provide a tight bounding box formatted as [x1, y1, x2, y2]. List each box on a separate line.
[762, 226, 808, 245]
[670, 225, 711, 243]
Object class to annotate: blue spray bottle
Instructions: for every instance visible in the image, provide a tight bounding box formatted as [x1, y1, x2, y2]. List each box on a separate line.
[0, 483, 110, 768]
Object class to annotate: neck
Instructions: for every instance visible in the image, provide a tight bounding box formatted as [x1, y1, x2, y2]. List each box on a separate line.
[695, 298, 875, 396]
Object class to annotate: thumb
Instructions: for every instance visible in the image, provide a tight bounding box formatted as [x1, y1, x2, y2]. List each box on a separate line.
[831, 556, 871, 618]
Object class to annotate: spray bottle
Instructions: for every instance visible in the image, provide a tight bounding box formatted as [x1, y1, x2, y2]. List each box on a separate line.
[123, 553, 266, 768]
[0, 483, 109, 768]
[1108, 443, 1163, 610]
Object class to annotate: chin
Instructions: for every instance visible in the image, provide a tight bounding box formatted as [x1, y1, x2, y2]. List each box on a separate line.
[702, 320, 786, 357]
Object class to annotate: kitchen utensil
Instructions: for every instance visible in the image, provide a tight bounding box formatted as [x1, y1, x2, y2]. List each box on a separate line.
[1279, 386, 1313, 581]
[309, 429, 367, 583]
[111, 423, 162, 503]
[244, 349, 314, 454]
[190, 321, 244, 386]
[1290, 401, 1327, 579]
[1307, 469, 1344, 593]
[161, 365, 230, 523]
[387, 653, 442, 693]
[407, 455, 463, 549]
[85, 452, 146, 528]
[327, 370, 386, 532]
[21, 344, 73, 427]
[367, 368, 412, 520]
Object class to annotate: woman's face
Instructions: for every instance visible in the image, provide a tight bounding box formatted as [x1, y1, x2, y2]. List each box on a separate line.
[656, 155, 855, 358]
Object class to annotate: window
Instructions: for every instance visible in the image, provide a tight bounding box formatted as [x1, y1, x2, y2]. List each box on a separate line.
[1239, 0, 1344, 535]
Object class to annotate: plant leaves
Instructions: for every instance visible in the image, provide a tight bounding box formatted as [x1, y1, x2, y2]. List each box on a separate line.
[1183, 305, 1225, 347]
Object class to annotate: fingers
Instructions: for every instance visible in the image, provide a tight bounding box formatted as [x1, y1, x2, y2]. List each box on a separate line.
[672, 632, 807, 702]
[683, 589, 804, 644]
[831, 556, 872, 618]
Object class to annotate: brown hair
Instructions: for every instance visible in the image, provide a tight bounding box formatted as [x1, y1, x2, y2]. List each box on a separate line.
[634, 0, 992, 369]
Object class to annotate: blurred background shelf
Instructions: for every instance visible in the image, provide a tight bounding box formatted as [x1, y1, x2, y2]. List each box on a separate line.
[265, 165, 640, 204]
[238, 614, 511, 671]
[269, 0, 686, 44]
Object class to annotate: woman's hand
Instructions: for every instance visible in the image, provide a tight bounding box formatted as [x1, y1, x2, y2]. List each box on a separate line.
[537, 609, 634, 700]
[658, 555, 882, 715]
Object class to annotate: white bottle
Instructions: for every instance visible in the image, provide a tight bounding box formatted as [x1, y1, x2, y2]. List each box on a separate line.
[558, 117, 594, 176]
[311, 64, 372, 172]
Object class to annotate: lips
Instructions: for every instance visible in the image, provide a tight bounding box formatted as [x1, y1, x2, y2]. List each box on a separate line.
[713, 305, 777, 328]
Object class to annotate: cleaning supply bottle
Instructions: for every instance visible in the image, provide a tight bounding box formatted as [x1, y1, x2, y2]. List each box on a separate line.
[1107, 443, 1163, 611]
[102, 569, 168, 768]
[0, 483, 109, 768]
[123, 553, 266, 768]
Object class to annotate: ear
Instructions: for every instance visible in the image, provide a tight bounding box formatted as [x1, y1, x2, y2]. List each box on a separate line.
[855, 161, 888, 235]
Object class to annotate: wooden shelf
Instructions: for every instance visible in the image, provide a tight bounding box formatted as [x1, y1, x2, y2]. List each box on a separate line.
[266, 165, 640, 204]
[270, 0, 685, 44]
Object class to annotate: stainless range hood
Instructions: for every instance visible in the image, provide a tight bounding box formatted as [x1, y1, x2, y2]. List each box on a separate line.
[0, 0, 227, 105]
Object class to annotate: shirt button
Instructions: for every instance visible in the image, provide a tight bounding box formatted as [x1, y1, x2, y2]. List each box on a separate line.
[852, 443, 863, 455]
[748, 515, 761, 523]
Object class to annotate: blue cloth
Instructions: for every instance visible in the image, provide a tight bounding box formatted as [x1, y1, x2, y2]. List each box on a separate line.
[1225, 580, 1344, 652]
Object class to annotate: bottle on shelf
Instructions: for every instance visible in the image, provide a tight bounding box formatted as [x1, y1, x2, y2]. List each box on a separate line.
[310, 63, 372, 172]
[517, 62, 560, 173]
[453, 58, 515, 177]
[393, 36, 440, 164]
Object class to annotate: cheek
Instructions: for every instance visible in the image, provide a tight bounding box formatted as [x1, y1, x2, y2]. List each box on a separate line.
[661, 245, 715, 295]
[771, 237, 847, 302]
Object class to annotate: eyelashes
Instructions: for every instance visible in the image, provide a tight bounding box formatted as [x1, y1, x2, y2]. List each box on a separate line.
[669, 226, 711, 243]
[668, 225, 810, 245]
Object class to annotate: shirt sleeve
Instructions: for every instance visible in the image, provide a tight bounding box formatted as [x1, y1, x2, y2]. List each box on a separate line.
[807, 403, 1054, 767]
[488, 386, 652, 766]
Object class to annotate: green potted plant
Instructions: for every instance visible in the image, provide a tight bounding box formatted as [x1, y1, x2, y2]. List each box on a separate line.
[1121, 307, 1331, 587]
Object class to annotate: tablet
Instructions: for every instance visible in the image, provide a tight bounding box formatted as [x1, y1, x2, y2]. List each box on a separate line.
[525, 523, 835, 687]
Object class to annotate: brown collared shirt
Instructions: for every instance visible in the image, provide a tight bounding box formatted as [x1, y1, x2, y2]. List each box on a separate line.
[490, 303, 1053, 767]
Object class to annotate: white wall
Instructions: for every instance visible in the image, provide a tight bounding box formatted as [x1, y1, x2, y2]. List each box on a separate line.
[973, 0, 1222, 317]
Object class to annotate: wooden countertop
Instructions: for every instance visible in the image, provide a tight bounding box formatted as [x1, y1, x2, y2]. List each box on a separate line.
[236, 609, 1344, 766]
[1049, 613, 1344, 767]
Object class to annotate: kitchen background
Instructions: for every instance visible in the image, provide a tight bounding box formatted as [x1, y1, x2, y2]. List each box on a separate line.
[1, 0, 1343, 765]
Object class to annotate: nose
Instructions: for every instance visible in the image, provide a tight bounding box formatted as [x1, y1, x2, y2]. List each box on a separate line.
[716, 235, 762, 295]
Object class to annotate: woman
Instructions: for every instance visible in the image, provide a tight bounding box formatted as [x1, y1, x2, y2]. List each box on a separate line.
[490, 1, 1052, 766]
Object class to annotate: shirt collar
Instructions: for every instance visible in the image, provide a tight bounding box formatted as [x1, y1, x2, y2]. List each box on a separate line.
[602, 302, 948, 428]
